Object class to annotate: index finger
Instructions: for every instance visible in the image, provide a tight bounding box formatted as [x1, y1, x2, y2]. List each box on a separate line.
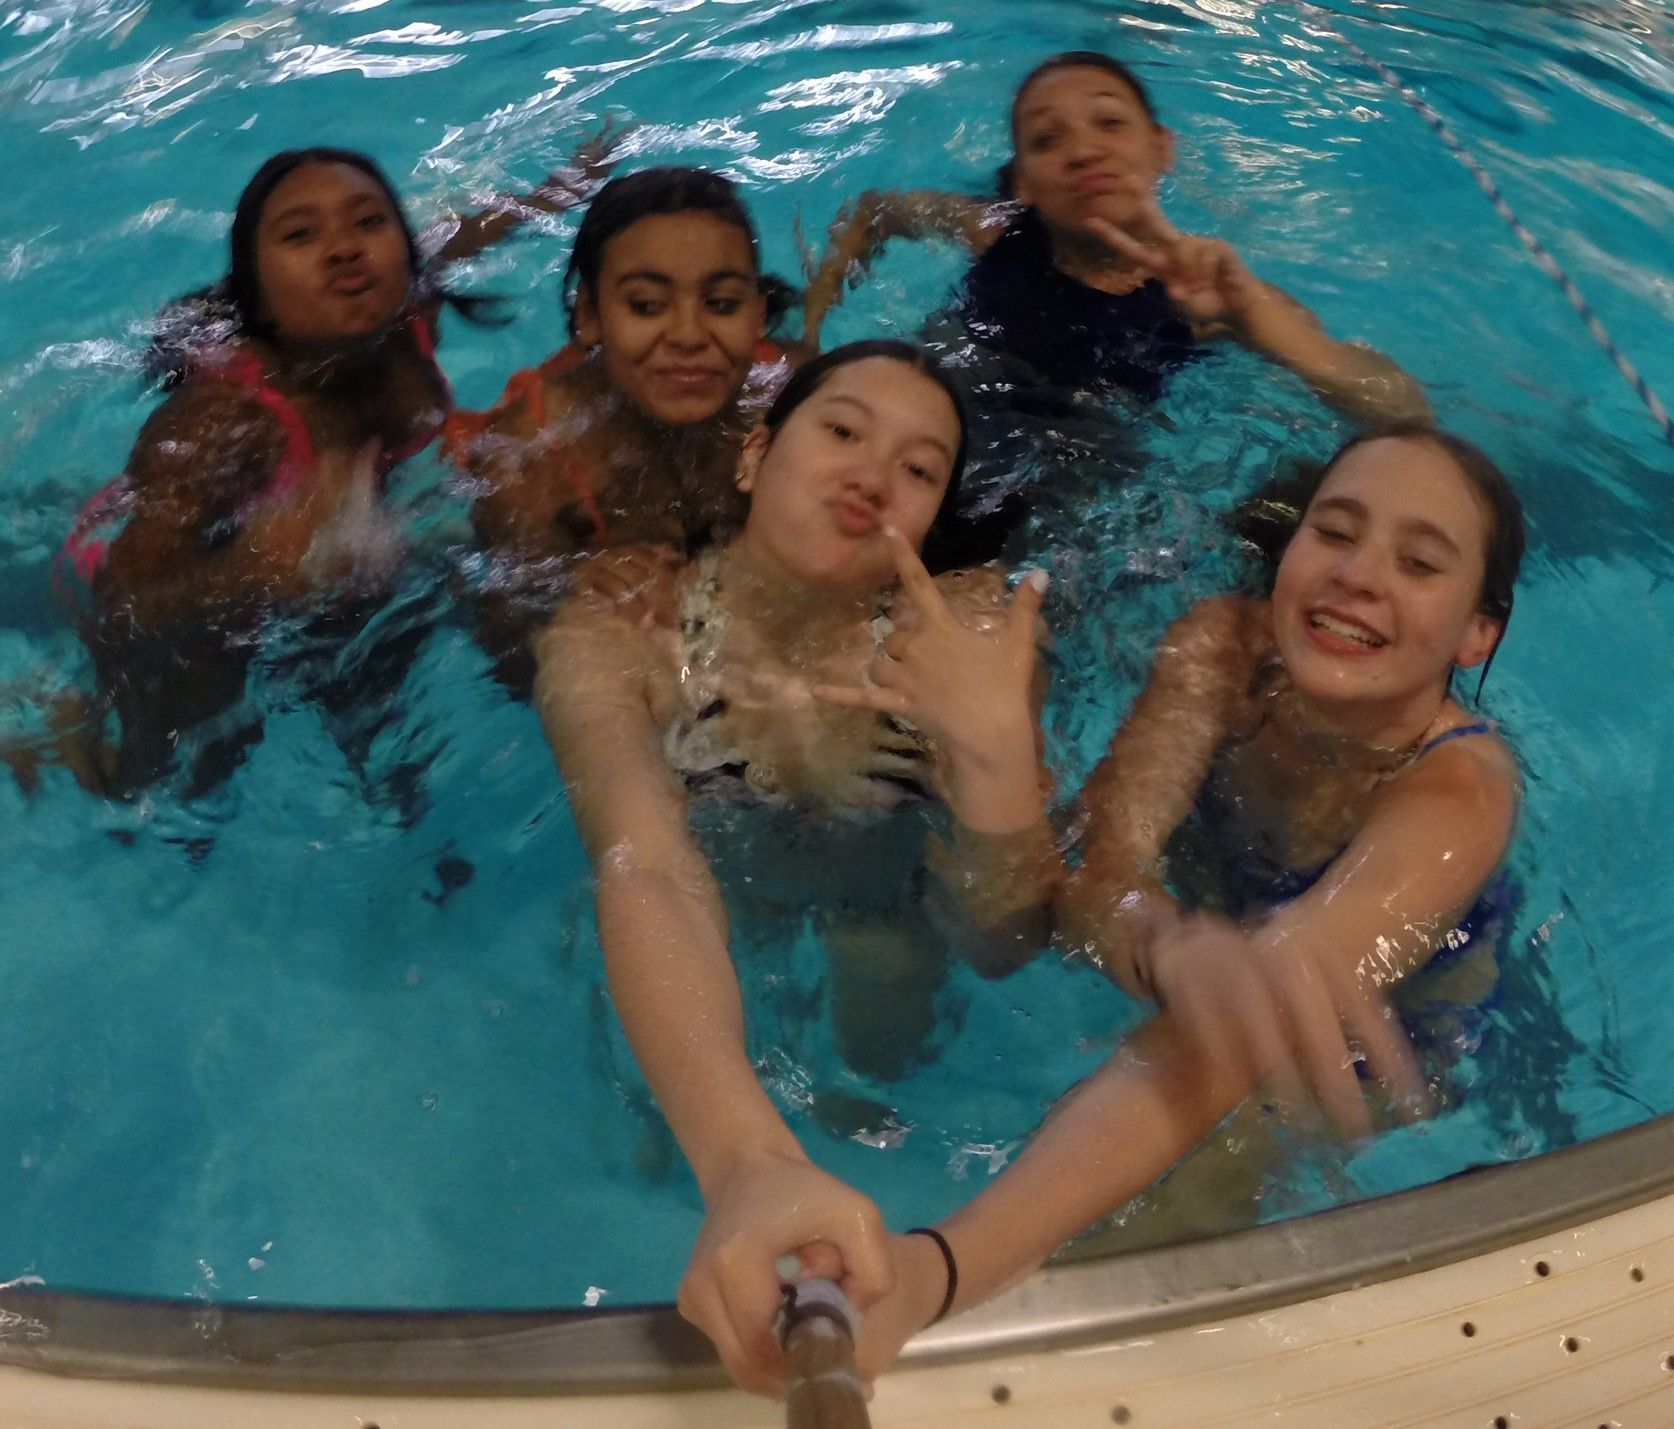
[1007, 568, 1050, 649]
[1128, 181, 1185, 246]
[884, 525, 952, 626]
[1085, 215, 1162, 271]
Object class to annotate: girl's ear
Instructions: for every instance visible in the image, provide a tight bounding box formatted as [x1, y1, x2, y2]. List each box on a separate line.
[736, 426, 770, 493]
[574, 285, 602, 349]
[1454, 612, 1502, 670]
[1150, 123, 1176, 178]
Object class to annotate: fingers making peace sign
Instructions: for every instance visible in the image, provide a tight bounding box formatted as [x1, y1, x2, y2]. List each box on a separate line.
[1085, 179, 1266, 329]
[813, 527, 1047, 777]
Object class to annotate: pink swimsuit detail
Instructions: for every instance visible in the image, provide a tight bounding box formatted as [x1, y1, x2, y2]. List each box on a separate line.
[57, 311, 449, 590]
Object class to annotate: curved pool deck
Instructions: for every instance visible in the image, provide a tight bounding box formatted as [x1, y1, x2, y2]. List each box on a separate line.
[3, 1113, 1671, 1426]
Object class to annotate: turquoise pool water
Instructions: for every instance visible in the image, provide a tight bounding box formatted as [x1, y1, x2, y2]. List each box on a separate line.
[2, 0, 1672, 1312]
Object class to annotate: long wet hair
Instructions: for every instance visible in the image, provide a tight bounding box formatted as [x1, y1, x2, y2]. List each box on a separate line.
[562, 166, 795, 338]
[145, 147, 500, 389]
[997, 50, 1160, 199]
[1238, 423, 1526, 695]
[756, 339, 969, 551]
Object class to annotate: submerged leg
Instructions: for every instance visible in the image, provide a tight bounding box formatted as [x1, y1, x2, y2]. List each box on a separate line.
[822, 909, 951, 1083]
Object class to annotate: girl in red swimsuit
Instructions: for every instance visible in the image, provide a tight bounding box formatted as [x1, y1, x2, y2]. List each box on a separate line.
[446, 167, 802, 690]
[47, 144, 607, 796]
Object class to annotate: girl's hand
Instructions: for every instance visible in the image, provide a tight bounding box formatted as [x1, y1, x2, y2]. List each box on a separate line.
[1086, 182, 1265, 329]
[1144, 910, 1428, 1139]
[678, 1147, 893, 1399]
[812, 528, 1047, 777]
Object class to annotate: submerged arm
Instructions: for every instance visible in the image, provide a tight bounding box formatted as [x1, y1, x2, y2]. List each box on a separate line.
[1086, 195, 1431, 425]
[1055, 596, 1261, 995]
[1221, 282, 1433, 426]
[921, 566, 1061, 975]
[803, 190, 1000, 348]
[813, 545, 1059, 975]
[532, 599, 890, 1397]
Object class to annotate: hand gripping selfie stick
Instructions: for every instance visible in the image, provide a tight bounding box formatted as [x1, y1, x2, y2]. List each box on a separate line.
[779, 1277, 872, 1429]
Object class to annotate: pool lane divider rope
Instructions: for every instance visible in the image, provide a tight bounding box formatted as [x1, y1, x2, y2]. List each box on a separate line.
[1298, 1, 1674, 450]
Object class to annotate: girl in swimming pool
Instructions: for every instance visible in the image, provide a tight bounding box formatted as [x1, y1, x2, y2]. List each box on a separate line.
[796, 422, 1523, 1391]
[532, 339, 1055, 1398]
[54, 142, 611, 796]
[448, 167, 803, 688]
[804, 51, 1428, 423]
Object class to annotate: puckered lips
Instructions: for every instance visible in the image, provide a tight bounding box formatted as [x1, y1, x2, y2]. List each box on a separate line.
[1304, 605, 1389, 656]
[830, 496, 882, 538]
[327, 265, 379, 299]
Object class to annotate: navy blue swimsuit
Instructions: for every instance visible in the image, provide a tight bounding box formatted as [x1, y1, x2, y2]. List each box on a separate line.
[954, 208, 1204, 399]
[918, 209, 1207, 572]
[1195, 722, 1512, 1068]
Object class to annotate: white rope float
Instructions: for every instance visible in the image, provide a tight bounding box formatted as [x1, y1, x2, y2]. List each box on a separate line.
[1298, 0, 1674, 450]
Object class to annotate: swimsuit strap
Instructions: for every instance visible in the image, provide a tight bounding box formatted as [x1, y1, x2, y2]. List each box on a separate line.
[441, 343, 608, 540]
[1413, 721, 1492, 762]
[197, 348, 317, 499]
[378, 308, 453, 470]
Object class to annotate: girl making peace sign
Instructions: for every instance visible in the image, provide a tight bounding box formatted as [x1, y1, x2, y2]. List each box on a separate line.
[805, 51, 1428, 424]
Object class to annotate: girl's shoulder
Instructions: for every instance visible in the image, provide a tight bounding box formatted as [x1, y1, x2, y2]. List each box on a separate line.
[130, 372, 292, 479]
[1404, 709, 1520, 799]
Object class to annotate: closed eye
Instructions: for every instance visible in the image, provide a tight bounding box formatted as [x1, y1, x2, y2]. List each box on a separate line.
[1311, 522, 1354, 544]
[1401, 555, 1441, 575]
[357, 212, 388, 230]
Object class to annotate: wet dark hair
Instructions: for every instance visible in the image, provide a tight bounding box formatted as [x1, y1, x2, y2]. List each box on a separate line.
[998, 51, 1160, 199]
[562, 166, 795, 339]
[146, 147, 500, 389]
[1237, 422, 1526, 695]
[758, 339, 969, 548]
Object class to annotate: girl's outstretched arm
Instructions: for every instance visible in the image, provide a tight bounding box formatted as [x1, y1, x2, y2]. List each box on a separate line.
[533, 594, 891, 1400]
[432, 120, 629, 266]
[802, 190, 1003, 348]
[854, 731, 1517, 1379]
[1086, 190, 1432, 425]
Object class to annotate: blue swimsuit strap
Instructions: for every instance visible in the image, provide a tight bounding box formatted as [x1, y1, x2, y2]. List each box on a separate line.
[1412, 721, 1492, 763]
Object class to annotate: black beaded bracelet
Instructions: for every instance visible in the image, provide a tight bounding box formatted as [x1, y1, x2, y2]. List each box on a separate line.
[905, 1226, 959, 1325]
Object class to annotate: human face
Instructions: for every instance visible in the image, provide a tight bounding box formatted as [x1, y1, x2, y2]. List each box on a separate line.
[1272, 438, 1502, 720]
[574, 211, 768, 427]
[254, 163, 411, 344]
[735, 358, 960, 595]
[1010, 65, 1173, 240]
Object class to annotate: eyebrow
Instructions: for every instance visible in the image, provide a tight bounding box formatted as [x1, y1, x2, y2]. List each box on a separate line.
[1018, 88, 1133, 124]
[819, 393, 957, 463]
[1312, 496, 1466, 558]
[264, 193, 385, 228]
[613, 268, 756, 287]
